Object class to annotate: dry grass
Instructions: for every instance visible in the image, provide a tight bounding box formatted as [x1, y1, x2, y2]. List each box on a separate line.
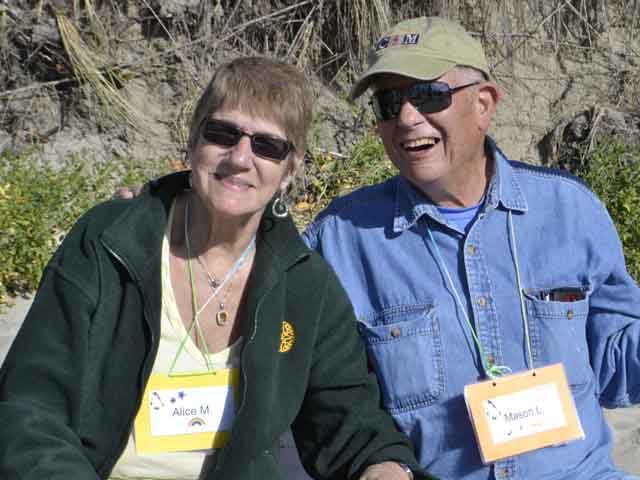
[0, 0, 638, 160]
[55, 10, 153, 137]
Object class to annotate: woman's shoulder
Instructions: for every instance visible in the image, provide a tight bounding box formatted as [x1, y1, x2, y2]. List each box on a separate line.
[62, 197, 135, 243]
[286, 248, 348, 300]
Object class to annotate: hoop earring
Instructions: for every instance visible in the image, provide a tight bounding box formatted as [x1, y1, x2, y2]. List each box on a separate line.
[272, 193, 288, 218]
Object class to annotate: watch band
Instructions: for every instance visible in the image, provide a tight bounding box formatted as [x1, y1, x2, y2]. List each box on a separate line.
[397, 463, 414, 480]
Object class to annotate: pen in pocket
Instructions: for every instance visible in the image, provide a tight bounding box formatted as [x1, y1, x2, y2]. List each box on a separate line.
[537, 288, 585, 302]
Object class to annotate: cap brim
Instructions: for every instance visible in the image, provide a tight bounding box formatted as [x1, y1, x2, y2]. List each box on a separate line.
[349, 54, 456, 101]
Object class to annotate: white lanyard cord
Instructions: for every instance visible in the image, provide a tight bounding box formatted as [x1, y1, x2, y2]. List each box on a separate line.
[507, 209, 534, 371]
[426, 209, 533, 379]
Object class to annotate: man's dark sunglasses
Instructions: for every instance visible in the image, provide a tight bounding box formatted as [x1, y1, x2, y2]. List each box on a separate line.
[200, 119, 294, 161]
[371, 80, 481, 121]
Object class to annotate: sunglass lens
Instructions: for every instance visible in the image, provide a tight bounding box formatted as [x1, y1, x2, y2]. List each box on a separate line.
[202, 121, 240, 146]
[372, 81, 454, 120]
[411, 82, 452, 114]
[373, 90, 402, 121]
[252, 135, 290, 160]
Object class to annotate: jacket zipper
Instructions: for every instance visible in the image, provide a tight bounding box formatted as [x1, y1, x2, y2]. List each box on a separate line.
[101, 242, 157, 476]
[213, 280, 275, 473]
[214, 252, 308, 473]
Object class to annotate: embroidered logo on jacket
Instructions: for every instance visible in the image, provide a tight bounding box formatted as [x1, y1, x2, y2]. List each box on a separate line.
[279, 321, 295, 352]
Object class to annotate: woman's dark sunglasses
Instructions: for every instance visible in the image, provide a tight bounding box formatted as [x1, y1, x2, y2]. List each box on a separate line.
[371, 80, 481, 121]
[200, 119, 294, 161]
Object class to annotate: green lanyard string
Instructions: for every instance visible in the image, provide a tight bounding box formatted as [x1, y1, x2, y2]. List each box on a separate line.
[426, 209, 533, 379]
[168, 197, 255, 377]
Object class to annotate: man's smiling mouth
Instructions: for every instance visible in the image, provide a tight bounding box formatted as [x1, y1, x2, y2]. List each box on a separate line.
[402, 137, 440, 152]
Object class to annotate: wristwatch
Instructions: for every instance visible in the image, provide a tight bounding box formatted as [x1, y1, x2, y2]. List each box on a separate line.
[397, 463, 414, 479]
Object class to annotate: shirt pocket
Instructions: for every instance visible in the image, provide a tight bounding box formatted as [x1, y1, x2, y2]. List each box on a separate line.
[524, 287, 592, 388]
[357, 303, 444, 413]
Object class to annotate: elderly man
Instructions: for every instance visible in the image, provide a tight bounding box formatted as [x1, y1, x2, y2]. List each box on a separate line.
[304, 17, 640, 480]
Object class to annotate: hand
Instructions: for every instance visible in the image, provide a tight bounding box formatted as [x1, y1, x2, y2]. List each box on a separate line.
[359, 462, 412, 480]
[114, 184, 143, 199]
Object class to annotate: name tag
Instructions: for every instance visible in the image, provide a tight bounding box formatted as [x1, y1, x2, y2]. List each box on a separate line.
[134, 369, 240, 454]
[464, 363, 584, 463]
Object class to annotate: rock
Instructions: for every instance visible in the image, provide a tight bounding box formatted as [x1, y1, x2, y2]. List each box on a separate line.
[156, 0, 201, 17]
[0, 295, 32, 365]
[0, 130, 13, 155]
[538, 107, 640, 171]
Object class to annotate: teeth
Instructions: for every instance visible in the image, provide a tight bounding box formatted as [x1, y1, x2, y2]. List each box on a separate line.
[213, 173, 250, 187]
[403, 137, 437, 149]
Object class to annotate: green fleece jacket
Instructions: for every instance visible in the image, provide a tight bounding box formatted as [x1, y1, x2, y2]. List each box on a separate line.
[0, 171, 426, 480]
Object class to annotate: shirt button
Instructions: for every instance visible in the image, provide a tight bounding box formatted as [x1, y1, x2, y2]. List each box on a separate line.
[468, 244, 476, 255]
[500, 467, 509, 477]
[567, 310, 574, 320]
[487, 354, 496, 365]
[478, 296, 487, 307]
[391, 327, 401, 338]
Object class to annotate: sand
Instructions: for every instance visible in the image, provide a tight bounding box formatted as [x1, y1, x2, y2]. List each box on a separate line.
[1, 295, 638, 475]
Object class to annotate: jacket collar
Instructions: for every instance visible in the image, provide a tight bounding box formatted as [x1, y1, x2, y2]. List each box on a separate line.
[99, 171, 188, 341]
[99, 170, 310, 335]
[392, 136, 528, 233]
[241, 194, 311, 322]
[100, 171, 184, 292]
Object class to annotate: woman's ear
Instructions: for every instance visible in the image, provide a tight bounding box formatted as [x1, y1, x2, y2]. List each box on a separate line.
[281, 154, 302, 190]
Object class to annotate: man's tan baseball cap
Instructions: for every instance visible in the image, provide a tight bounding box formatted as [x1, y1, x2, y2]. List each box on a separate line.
[349, 17, 490, 100]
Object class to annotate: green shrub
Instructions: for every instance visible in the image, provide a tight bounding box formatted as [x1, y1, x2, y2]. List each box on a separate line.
[576, 142, 640, 282]
[0, 150, 171, 307]
[3, 137, 636, 308]
[292, 131, 397, 228]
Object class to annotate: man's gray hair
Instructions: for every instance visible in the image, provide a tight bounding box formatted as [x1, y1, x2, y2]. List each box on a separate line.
[454, 65, 489, 83]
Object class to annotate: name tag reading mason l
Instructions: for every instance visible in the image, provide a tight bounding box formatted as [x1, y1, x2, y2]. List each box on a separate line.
[464, 363, 584, 463]
[134, 369, 240, 454]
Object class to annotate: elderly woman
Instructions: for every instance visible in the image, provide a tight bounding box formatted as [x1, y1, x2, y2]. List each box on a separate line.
[0, 57, 421, 480]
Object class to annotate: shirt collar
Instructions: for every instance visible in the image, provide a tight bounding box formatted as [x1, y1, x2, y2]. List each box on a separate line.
[392, 137, 528, 233]
[484, 137, 528, 213]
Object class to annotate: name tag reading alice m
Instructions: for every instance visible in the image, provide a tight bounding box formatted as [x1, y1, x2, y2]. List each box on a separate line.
[464, 363, 584, 463]
[134, 369, 240, 454]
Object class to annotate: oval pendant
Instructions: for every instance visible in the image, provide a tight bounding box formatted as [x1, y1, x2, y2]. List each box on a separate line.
[216, 310, 228, 326]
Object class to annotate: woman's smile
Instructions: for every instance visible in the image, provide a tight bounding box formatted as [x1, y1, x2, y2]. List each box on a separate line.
[210, 172, 253, 191]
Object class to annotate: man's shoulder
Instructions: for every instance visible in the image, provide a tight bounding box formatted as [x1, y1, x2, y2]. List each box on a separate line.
[318, 176, 398, 218]
[506, 159, 601, 204]
[509, 160, 586, 185]
[302, 176, 399, 247]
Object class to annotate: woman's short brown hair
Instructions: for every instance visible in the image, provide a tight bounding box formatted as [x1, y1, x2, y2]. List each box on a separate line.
[187, 57, 314, 161]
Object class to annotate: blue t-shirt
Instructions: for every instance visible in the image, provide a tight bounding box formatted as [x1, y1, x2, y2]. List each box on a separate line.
[437, 200, 483, 234]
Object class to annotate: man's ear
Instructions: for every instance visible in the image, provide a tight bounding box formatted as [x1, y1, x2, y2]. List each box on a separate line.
[475, 81, 500, 130]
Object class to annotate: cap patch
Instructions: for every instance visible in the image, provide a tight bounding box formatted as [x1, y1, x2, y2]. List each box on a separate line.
[375, 33, 420, 51]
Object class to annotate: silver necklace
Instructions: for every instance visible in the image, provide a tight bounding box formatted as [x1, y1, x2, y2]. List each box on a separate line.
[194, 253, 230, 325]
[184, 197, 256, 326]
[196, 254, 221, 289]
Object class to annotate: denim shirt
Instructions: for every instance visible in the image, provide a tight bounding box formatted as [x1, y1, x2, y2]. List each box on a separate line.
[302, 139, 640, 480]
